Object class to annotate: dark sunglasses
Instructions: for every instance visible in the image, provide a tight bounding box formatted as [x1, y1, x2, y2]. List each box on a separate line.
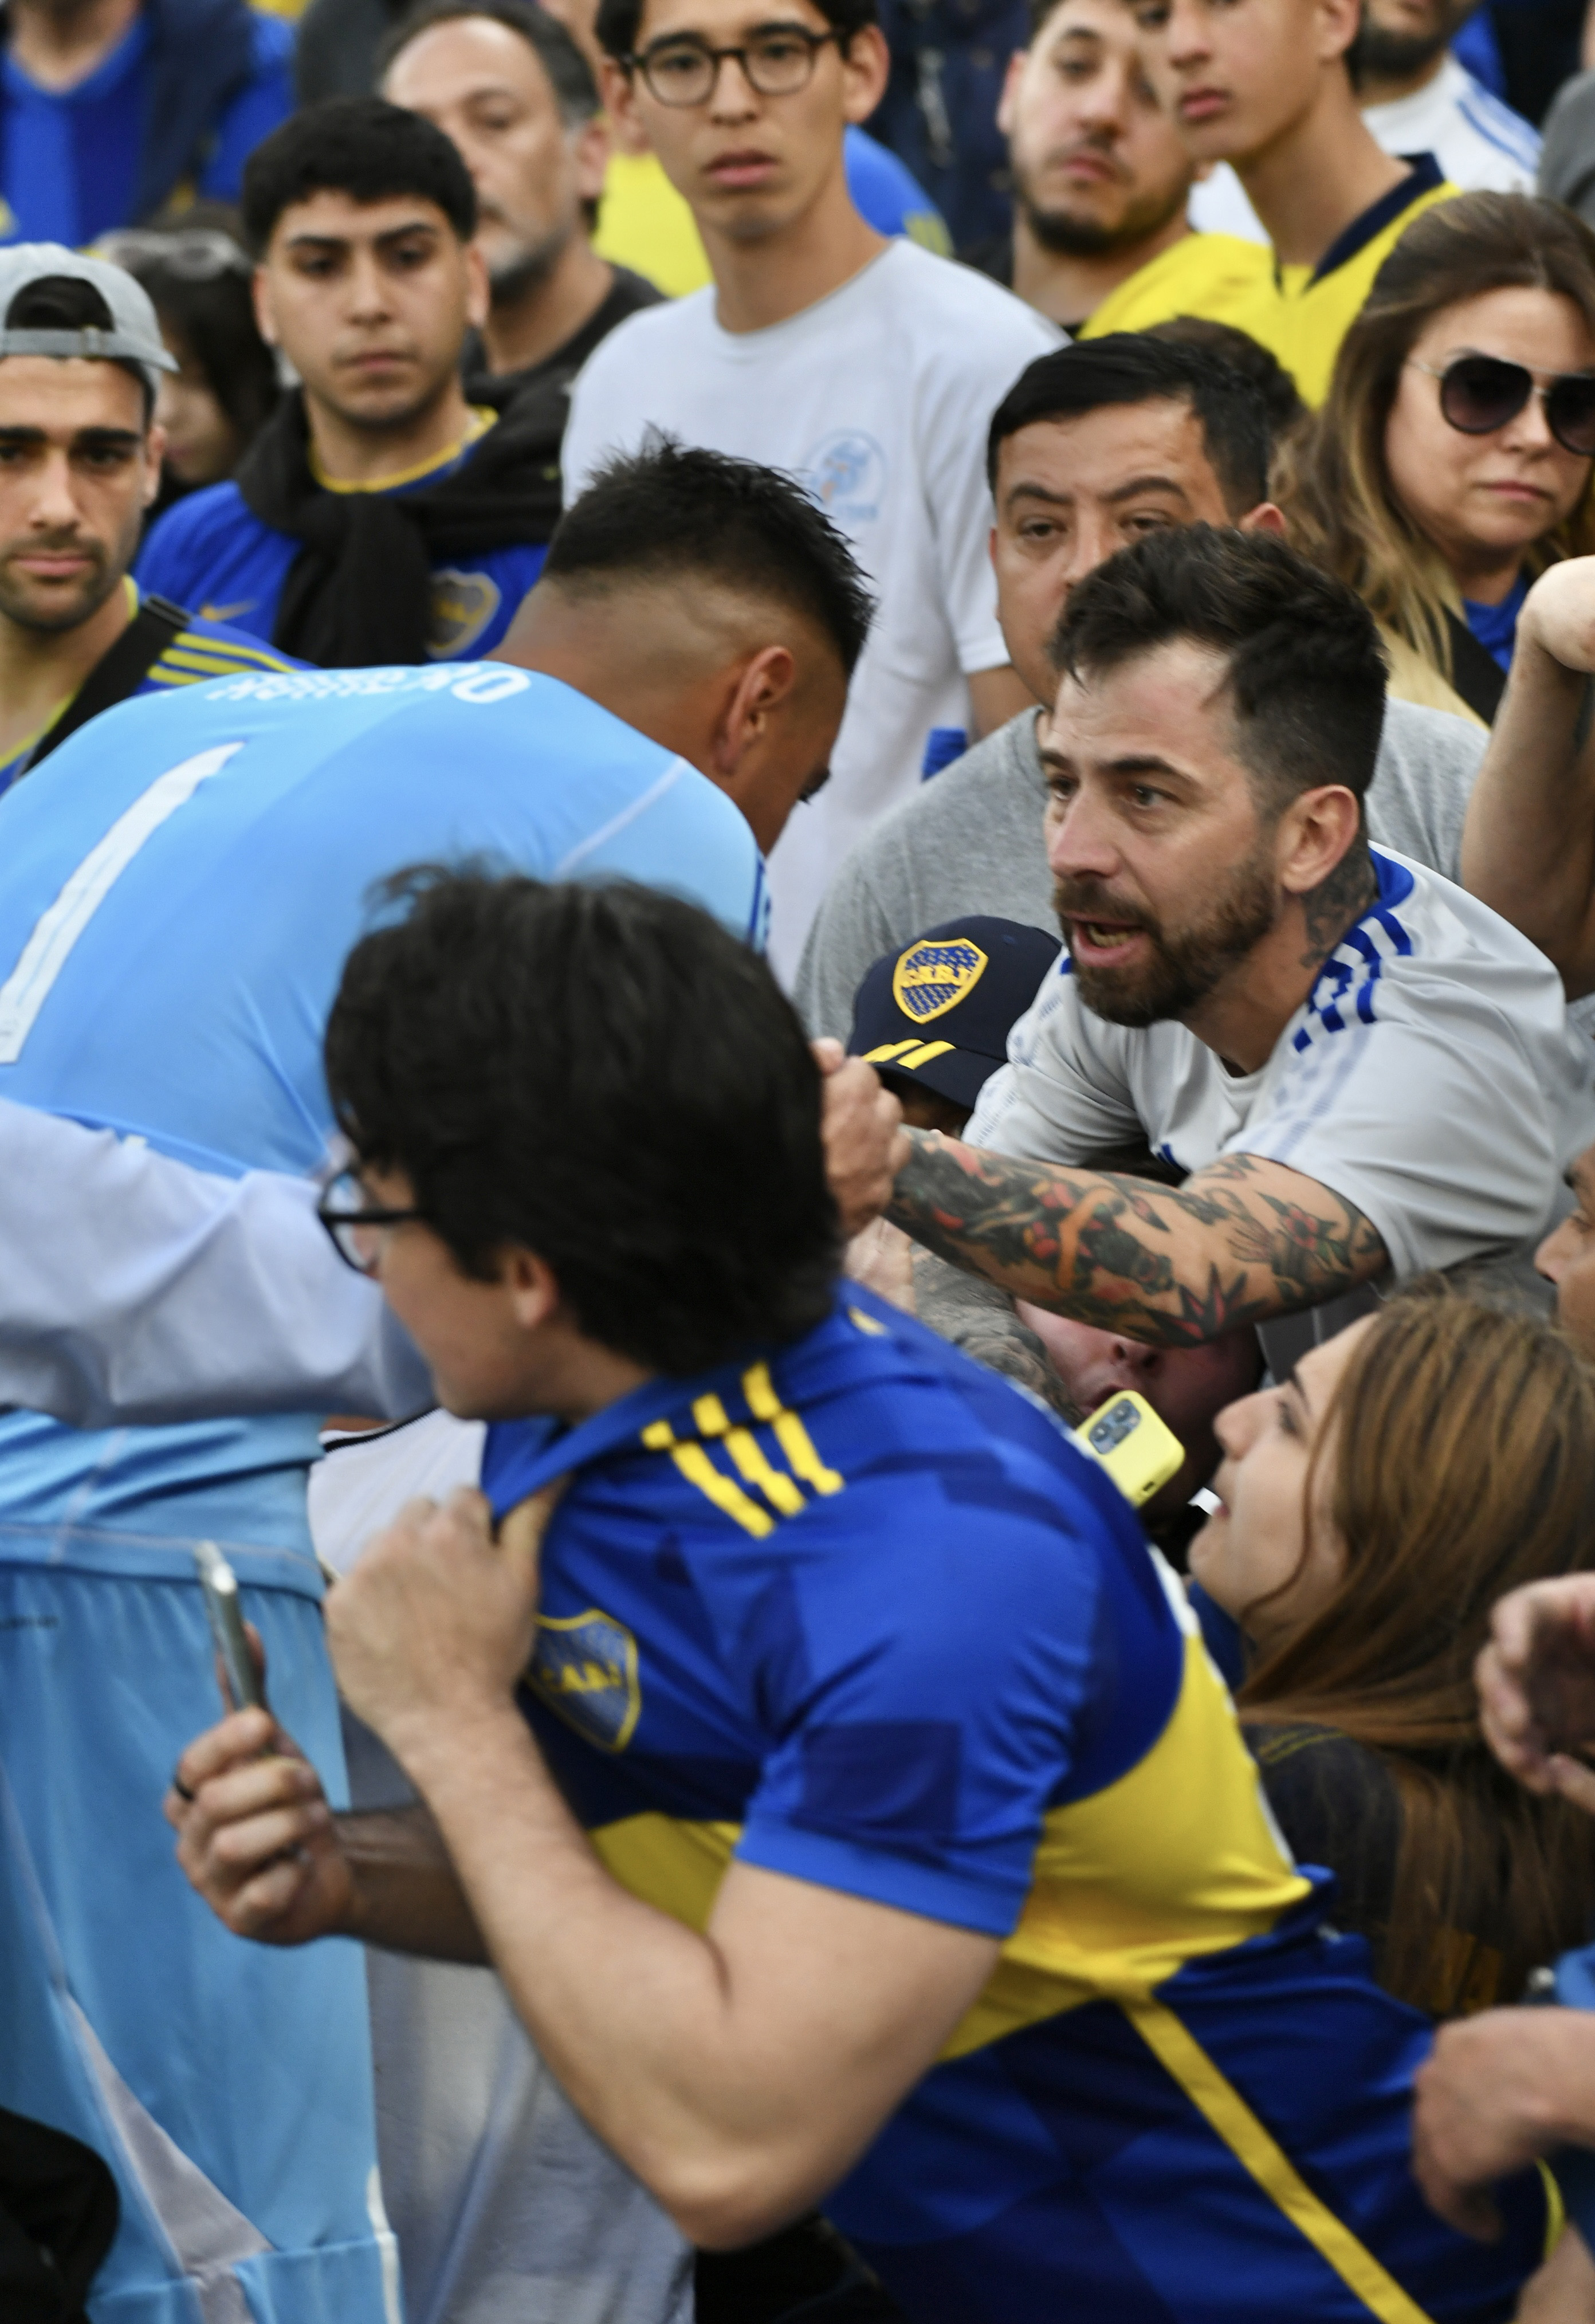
[1410, 354, 1595, 458]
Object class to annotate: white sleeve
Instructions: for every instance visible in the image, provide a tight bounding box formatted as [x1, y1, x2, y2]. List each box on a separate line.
[917, 307, 1059, 677]
[965, 967, 1143, 1163]
[0, 1100, 433, 1427]
[1231, 991, 1575, 1278]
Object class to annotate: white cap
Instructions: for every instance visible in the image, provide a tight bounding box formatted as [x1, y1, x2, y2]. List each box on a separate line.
[0, 242, 178, 402]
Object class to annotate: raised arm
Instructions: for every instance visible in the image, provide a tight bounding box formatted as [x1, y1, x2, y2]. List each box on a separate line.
[0, 1099, 432, 1426]
[1460, 559, 1595, 997]
[887, 1134, 1385, 1345]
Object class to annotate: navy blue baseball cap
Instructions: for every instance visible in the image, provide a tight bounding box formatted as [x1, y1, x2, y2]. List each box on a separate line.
[847, 917, 1063, 1109]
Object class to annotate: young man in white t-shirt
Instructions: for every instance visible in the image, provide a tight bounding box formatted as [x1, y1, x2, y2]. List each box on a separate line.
[866, 525, 1593, 1360]
[563, 0, 1058, 973]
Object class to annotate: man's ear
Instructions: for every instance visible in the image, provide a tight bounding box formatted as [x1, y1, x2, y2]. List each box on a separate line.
[996, 48, 1028, 136]
[1238, 501, 1287, 538]
[462, 238, 491, 332]
[711, 643, 799, 781]
[603, 56, 653, 155]
[142, 422, 168, 510]
[252, 265, 279, 350]
[1278, 783, 1364, 896]
[502, 1247, 564, 1333]
[840, 22, 891, 123]
[571, 111, 612, 201]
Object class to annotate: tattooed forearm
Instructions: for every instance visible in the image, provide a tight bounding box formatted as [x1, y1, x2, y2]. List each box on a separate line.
[911, 1249, 1083, 1423]
[886, 1133, 1386, 1346]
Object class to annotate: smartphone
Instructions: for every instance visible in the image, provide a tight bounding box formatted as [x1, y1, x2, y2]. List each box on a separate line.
[1071, 1391, 1185, 1509]
[193, 1540, 266, 1713]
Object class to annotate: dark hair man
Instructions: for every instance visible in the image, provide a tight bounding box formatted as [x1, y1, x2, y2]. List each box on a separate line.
[379, 0, 664, 399]
[967, 0, 1264, 332]
[871, 525, 1592, 1368]
[0, 246, 298, 795]
[563, 0, 1057, 974]
[164, 868, 1550, 2323]
[795, 335, 1487, 1049]
[0, 0, 292, 247]
[136, 98, 561, 667]
[1091, 0, 1456, 401]
[0, 441, 883, 2324]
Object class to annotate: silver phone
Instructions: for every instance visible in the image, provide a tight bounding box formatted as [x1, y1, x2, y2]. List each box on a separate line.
[193, 1539, 265, 1713]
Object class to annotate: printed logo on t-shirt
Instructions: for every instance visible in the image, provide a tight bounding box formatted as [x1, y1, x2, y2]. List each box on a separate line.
[428, 568, 504, 659]
[523, 1605, 641, 1752]
[803, 430, 887, 525]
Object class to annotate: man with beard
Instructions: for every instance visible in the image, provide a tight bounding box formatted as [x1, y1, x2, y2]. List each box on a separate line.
[966, 0, 1267, 333]
[380, 0, 663, 404]
[0, 246, 297, 794]
[873, 524, 1594, 1358]
[1358, 0, 1539, 195]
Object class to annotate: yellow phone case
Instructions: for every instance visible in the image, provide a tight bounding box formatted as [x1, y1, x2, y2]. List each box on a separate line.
[1070, 1391, 1185, 1508]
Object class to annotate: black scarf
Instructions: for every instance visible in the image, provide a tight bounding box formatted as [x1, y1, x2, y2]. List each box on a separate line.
[234, 380, 564, 668]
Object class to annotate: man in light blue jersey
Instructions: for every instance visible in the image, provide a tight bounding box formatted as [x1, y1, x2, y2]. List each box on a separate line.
[0, 438, 870, 2324]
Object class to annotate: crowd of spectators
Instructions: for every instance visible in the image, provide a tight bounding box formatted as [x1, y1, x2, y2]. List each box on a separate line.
[12, 0, 1595, 2318]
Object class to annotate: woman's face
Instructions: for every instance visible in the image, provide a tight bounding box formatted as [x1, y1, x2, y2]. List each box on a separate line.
[1383, 286, 1595, 594]
[154, 337, 240, 488]
[1187, 1317, 1373, 1656]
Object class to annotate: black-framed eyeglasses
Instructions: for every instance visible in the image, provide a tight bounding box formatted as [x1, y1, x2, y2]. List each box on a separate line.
[317, 1167, 424, 1277]
[625, 23, 843, 105]
[1409, 354, 1595, 459]
[93, 228, 252, 282]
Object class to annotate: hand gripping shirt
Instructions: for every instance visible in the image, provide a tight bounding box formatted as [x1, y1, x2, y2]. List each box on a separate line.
[0, 664, 765, 1580]
[481, 1290, 1546, 2322]
[967, 848, 1595, 1278]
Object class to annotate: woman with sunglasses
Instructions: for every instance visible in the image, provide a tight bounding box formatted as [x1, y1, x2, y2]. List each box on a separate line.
[1280, 192, 1595, 726]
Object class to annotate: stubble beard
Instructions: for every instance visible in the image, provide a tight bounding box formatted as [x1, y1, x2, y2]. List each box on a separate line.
[0, 533, 121, 637]
[1056, 841, 1280, 1027]
[485, 212, 576, 310]
[1355, 10, 1459, 80]
[1014, 153, 1189, 259]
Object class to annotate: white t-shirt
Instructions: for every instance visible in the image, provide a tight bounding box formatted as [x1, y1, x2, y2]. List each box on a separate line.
[966, 848, 1595, 1281]
[563, 240, 1059, 976]
[1363, 56, 1540, 194]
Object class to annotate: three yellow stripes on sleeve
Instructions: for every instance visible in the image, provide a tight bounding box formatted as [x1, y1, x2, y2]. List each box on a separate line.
[641, 1362, 844, 1538]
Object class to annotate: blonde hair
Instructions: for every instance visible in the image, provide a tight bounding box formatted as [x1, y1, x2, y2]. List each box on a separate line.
[1242, 1287, 1595, 2014]
[1277, 193, 1595, 681]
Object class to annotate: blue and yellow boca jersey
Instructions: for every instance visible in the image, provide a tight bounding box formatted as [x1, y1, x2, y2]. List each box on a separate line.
[483, 1291, 1546, 2324]
[135, 415, 547, 664]
[0, 595, 300, 799]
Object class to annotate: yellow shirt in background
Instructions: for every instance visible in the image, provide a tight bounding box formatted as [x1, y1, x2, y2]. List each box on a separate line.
[1082, 162, 1457, 406]
[1080, 231, 1274, 344]
[592, 152, 714, 299]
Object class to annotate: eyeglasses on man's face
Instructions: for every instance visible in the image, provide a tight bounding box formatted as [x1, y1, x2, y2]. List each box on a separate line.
[625, 22, 844, 106]
[317, 1166, 425, 1277]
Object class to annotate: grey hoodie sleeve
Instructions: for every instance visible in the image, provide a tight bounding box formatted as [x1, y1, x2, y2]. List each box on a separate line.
[0, 1099, 433, 1428]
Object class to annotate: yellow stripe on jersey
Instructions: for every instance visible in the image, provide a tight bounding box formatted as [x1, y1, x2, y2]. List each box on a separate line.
[742, 1363, 844, 1495]
[589, 1811, 738, 1927]
[641, 1418, 775, 1538]
[692, 1395, 808, 1517]
[169, 631, 295, 671]
[1125, 1997, 1436, 2324]
[942, 1634, 1309, 2058]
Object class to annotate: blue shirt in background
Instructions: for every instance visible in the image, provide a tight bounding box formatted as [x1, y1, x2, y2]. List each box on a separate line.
[1463, 571, 1528, 672]
[0, 6, 292, 245]
[136, 414, 548, 660]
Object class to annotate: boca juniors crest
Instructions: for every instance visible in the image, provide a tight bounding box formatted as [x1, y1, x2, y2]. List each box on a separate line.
[891, 937, 988, 1023]
[524, 1607, 641, 1752]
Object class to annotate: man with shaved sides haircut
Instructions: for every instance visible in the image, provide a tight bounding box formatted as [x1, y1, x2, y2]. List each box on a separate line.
[0, 439, 877, 2324]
